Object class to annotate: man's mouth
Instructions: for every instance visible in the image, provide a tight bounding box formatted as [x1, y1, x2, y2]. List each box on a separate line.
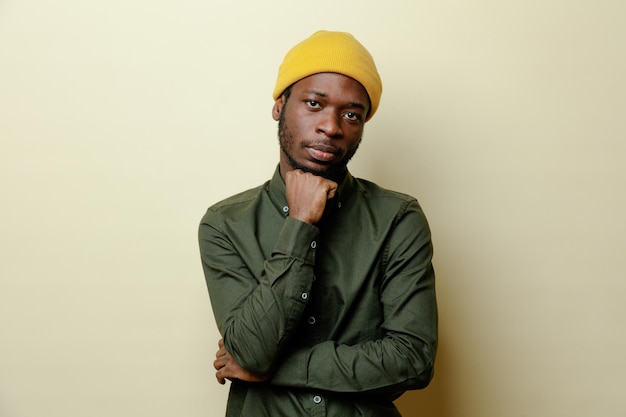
[306, 145, 340, 163]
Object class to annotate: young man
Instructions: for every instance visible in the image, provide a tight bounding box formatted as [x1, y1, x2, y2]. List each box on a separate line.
[199, 30, 437, 417]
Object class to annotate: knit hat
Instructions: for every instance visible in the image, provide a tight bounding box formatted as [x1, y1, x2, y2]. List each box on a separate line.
[272, 30, 383, 121]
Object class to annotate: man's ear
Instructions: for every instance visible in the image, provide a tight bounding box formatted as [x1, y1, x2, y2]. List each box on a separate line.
[272, 95, 286, 121]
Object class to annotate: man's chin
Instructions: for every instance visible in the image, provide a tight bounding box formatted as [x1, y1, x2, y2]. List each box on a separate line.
[297, 163, 346, 181]
[282, 148, 346, 180]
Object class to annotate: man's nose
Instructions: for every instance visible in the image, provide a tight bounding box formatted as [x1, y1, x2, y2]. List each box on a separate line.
[316, 111, 343, 138]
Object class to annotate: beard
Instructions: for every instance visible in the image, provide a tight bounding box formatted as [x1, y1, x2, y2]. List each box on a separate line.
[277, 107, 360, 182]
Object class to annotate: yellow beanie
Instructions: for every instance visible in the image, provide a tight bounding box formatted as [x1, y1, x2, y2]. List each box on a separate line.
[272, 30, 383, 121]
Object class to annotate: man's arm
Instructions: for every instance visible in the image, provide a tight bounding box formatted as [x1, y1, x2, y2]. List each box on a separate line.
[199, 170, 337, 377]
[268, 199, 437, 397]
[199, 212, 317, 377]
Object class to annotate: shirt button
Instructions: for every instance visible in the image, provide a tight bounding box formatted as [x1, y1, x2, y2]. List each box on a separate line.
[307, 316, 316, 325]
[301, 292, 308, 300]
[337, 202, 342, 208]
[310, 241, 317, 249]
[282, 205, 289, 214]
[313, 395, 322, 404]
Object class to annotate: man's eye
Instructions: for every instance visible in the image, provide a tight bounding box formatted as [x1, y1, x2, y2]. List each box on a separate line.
[344, 112, 362, 121]
[306, 100, 321, 108]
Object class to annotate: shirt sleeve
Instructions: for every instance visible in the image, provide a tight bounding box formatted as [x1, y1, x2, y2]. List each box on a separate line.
[270, 200, 438, 397]
[199, 209, 319, 376]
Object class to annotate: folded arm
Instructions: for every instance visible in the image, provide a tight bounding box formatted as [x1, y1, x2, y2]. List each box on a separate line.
[199, 211, 319, 376]
[270, 199, 438, 397]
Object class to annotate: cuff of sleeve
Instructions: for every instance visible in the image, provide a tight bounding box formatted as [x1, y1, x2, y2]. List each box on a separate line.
[273, 217, 319, 265]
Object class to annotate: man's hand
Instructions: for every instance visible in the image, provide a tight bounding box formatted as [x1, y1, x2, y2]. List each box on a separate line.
[213, 339, 270, 385]
[285, 169, 338, 224]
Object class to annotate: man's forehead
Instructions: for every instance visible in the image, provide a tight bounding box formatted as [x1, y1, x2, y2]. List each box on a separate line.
[292, 73, 369, 101]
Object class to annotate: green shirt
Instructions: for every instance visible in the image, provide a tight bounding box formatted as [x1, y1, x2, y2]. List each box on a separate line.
[199, 167, 437, 417]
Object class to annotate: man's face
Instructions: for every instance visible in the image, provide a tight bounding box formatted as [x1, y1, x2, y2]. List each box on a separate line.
[273, 73, 370, 182]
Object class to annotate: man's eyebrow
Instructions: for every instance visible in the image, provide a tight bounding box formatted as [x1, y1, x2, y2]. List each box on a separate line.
[304, 90, 367, 110]
[305, 90, 327, 97]
[347, 102, 367, 111]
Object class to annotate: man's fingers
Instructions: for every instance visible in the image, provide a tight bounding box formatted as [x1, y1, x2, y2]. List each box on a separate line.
[214, 338, 229, 384]
[327, 186, 337, 200]
[214, 353, 229, 371]
[216, 338, 227, 358]
[285, 169, 339, 224]
[213, 337, 270, 384]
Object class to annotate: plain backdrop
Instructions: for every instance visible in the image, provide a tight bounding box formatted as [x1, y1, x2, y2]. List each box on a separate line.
[1, 1, 625, 416]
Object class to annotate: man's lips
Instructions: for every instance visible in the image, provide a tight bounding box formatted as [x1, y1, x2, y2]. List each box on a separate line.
[306, 145, 340, 162]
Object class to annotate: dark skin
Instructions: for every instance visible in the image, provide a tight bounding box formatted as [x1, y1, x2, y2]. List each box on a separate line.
[213, 73, 370, 385]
